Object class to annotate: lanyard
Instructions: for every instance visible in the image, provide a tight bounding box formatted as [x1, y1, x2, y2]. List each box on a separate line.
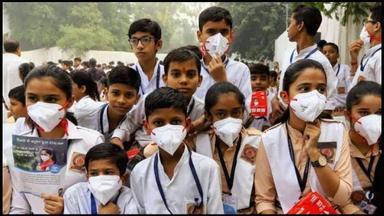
[201, 57, 229, 76]
[335, 64, 341, 77]
[285, 123, 310, 194]
[355, 156, 376, 183]
[90, 191, 121, 215]
[215, 136, 242, 193]
[187, 98, 195, 117]
[290, 48, 318, 64]
[154, 148, 204, 214]
[136, 63, 161, 95]
[360, 47, 382, 72]
[99, 103, 109, 134]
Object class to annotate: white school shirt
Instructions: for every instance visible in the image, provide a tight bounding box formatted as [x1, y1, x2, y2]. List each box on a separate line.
[333, 63, 352, 108]
[261, 120, 351, 213]
[63, 182, 138, 214]
[194, 58, 252, 111]
[131, 60, 165, 96]
[280, 44, 338, 110]
[195, 128, 261, 210]
[130, 146, 224, 214]
[2, 53, 28, 105]
[71, 96, 105, 130]
[96, 103, 127, 143]
[7, 118, 104, 214]
[112, 95, 205, 147]
[350, 44, 382, 89]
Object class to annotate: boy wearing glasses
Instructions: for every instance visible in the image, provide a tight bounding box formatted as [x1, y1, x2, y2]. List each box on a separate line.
[349, 5, 381, 87]
[127, 18, 165, 96]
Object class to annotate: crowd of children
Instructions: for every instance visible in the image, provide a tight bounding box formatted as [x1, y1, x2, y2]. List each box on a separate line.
[2, 4, 382, 215]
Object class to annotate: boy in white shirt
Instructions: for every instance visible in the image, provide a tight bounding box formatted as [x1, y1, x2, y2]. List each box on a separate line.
[64, 143, 137, 214]
[130, 87, 223, 214]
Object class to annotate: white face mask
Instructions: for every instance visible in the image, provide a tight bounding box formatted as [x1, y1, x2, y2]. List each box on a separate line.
[359, 27, 371, 49]
[289, 90, 326, 122]
[150, 124, 187, 155]
[27, 102, 66, 132]
[213, 117, 243, 147]
[41, 155, 50, 162]
[88, 175, 122, 205]
[205, 33, 229, 57]
[354, 114, 381, 145]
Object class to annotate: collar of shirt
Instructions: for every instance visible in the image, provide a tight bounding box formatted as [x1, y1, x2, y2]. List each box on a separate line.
[366, 44, 382, 56]
[350, 142, 380, 159]
[294, 44, 317, 58]
[134, 59, 161, 82]
[20, 119, 83, 140]
[86, 186, 121, 206]
[286, 122, 305, 146]
[332, 63, 340, 72]
[155, 145, 190, 184]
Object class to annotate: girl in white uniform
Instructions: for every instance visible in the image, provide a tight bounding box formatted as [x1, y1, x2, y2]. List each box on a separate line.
[255, 59, 353, 214]
[6, 65, 104, 214]
[190, 81, 261, 214]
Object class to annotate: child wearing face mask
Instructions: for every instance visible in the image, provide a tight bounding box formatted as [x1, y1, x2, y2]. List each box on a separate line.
[130, 87, 223, 214]
[5, 65, 104, 214]
[343, 81, 381, 214]
[63, 143, 137, 214]
[255, 59, 354, 214]
[188, 81, 262, 214]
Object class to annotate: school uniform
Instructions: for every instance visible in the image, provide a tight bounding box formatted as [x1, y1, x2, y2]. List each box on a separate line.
[71, 96, 105, 130]
[6, 118, 104, 214]
[96, 103, 127, 143]
[190, 127, 262, 213]
[333, 63, 352, 109]
[194, 57, 252, 111]
[112, 94, 205, 147]
[131, 60, 165, 96]
[63, 182, 138, 214]
[255, 119, 353, 214]
[350, 44, 382, 88]
[130, 146, 224, 214]
[280, 44, 338, 110]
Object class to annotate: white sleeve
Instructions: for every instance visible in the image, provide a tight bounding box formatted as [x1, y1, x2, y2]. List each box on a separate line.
[121, 191, 139, 214]
[239, 65, 252, 112]
[322, 61, 337, 110]
[63, 191, 80, 214]
[9, 189, 32, 214]
[129, 170, 145, 214]
[207, 163, 224, 214]
[112, 97, 145, 141]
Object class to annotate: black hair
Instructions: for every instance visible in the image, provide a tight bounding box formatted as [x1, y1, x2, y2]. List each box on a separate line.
[323, 42, 339, 54]
[370, 5, 381, 23]
[181, 45, 203, 59]
[269, 70, 278, 80]
[19, 62, 33, 83]
[128, 18, 162, 41]
[204, 81, 245, 113]
[74, 57, 81, 62]
[8, 85, 26, 106]
[317, 39, 327, 49]
[249, 63, 270, 76]
[277, 59, 328, 123]
[163, 47, 201, 75]
[346, 81, 381, 111]
[70, 69, 100, 101]
[107, 66, 141, 92]
[89, 58, 97, 68]
[199, 6, 232, 31]
[4, 38, 20, 53]
[85, 143, 128, 176]
[292, 5, 322, 36]
[145, 87, 188, 119]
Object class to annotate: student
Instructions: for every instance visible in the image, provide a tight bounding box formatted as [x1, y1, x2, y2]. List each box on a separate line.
[73, 57, 82, 70]
[112, 47, 204, 148]
[7, 64, 104, 214]
[255, 59, 353, 214]
[323, 42, 352, 115]
[96, 66, 140, 144]
[127, 18, 165, 96]
[18, 62, 33, 83]
[268, 70, 278, 96]
[130, 87, 223, 214]
[271, 5, 338, 124]
[195, 6, 252, 108]
[188, 82, 261, 213]
[349, 5, 381, 87]
[245, 63, 274, 131]
[7, 85, 28, 122]
[344, 81, 381, 214]
[63, 143, 137, 214]
[70, 69, 104, 130]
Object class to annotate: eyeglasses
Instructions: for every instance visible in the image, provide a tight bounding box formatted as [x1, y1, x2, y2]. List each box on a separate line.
[128, 36, 155, 47]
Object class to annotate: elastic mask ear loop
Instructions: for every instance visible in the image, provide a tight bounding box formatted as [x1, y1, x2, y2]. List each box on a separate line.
[59, 101, 70, 135]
